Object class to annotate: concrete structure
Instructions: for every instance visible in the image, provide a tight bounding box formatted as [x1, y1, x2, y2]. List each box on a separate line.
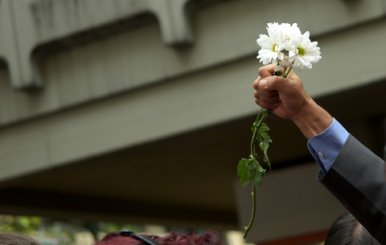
[0, 0, 385, 243]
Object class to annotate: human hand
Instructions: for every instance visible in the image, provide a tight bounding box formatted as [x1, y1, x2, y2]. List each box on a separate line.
[253, 64, 312, 120]
[253, 64, 332, 138]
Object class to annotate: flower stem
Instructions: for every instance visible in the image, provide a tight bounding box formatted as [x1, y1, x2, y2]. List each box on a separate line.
[251, 109, 268, 153]
[250, 126, 257, 156]
[243, 109, 269, 238]
[243, 185, 257, 239]
[283, 66, 293, 78]
[240, 81, 273, 239]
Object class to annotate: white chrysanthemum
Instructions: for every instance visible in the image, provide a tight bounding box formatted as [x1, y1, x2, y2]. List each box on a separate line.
[256, 22, 321, 70]
[289, 31, 321, 69]
[256, 33, 279, 65]
[276, 23, 302, 51]
[256, 23, 285, 64]
[256, 22, 303, 66]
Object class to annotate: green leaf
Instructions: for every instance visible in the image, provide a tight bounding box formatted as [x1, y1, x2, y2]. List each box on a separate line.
[237, 158, 251, 185]
[238, 154, 267, 187]
[252, 171, 264, 188]
[255, 123, 271, 142]
[252, 165, 266, 188]
[255, 122, 272, 169]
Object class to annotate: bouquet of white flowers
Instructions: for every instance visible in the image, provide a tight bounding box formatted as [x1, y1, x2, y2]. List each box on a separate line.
[237, 22, 321, 238]
[257, 22, 321, 75]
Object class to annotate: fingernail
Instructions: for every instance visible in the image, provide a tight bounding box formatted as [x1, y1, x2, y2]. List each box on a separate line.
[260, 79, 268, 88]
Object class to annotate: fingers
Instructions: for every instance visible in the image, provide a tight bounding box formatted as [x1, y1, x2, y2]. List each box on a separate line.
[258, 64, 275, 78]
[253, 74, 289, 92]
[253, 67, 287, 110]
[254, 86, 281, 109]
[254, 64, 288, 91]
[254, 76, 281, 110]
[253, 65, 303, 110]
[255, 97, 280, 110]
[258, 64, 286, 78]
[263, 75, 289, 91]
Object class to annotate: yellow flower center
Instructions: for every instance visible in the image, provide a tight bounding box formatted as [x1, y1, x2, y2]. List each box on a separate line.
[297, 47, 305, 56]
[272, 44, 278, 52]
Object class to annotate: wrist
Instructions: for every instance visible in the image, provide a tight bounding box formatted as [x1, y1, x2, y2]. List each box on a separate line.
[291, 99, 333, 139]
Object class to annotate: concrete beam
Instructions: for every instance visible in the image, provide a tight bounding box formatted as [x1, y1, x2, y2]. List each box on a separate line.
[0, 0, 385, 91]
[0, 1, 386, 182]
[0, 0, 193, 89]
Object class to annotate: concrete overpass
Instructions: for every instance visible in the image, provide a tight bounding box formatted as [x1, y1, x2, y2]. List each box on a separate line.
[1, 0, 386, 243]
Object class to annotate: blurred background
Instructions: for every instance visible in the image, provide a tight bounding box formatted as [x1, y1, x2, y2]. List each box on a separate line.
[1, 0, 385, 244]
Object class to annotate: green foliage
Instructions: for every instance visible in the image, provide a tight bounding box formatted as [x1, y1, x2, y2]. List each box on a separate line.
[237, 156, 266, 187]
[256, 122, 272, 169]
[237, 108, 272, 238]
[0, 215, 41, 233]
[0, 215, 144, 245]
[237, 109, 271, 189]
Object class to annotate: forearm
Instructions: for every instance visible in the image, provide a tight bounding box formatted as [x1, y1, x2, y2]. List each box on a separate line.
[291, 98, 333, 139]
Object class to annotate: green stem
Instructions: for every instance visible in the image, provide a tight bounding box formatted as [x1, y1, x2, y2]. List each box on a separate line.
[250, 126, 257, 156]
[243, 109, 269, 238]
[243, 185, 257, 239]
[283, 66, 293, 78]
[250, 110, 267, 156]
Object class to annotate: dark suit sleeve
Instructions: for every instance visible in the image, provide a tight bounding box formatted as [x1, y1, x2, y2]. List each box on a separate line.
[319, 135, 386, 244]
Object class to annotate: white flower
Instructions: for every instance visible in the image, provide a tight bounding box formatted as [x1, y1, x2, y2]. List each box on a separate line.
[256, 23, 285, 65]
[256, 33, 279, 65]
[289, 31, 321, 69]
[256, 23, 301, 65]
[256, 22, 321, 70]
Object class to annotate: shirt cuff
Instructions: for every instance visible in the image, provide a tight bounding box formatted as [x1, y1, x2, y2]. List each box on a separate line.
[307, 118, 349, 176]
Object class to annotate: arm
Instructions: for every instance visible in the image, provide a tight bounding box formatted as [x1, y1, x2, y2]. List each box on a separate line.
[321, 135, 386, 243]
[253, 64, 386, 243]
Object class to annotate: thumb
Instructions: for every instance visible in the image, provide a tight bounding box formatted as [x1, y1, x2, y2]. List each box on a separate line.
[259, 76, 290, 92]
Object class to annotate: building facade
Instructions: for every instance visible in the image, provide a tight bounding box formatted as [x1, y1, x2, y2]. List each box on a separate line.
[1, 0, 386, 243]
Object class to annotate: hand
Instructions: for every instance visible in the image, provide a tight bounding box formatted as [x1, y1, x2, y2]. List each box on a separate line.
[253, 65, 333, 139]
[253, 64, 311, 120]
